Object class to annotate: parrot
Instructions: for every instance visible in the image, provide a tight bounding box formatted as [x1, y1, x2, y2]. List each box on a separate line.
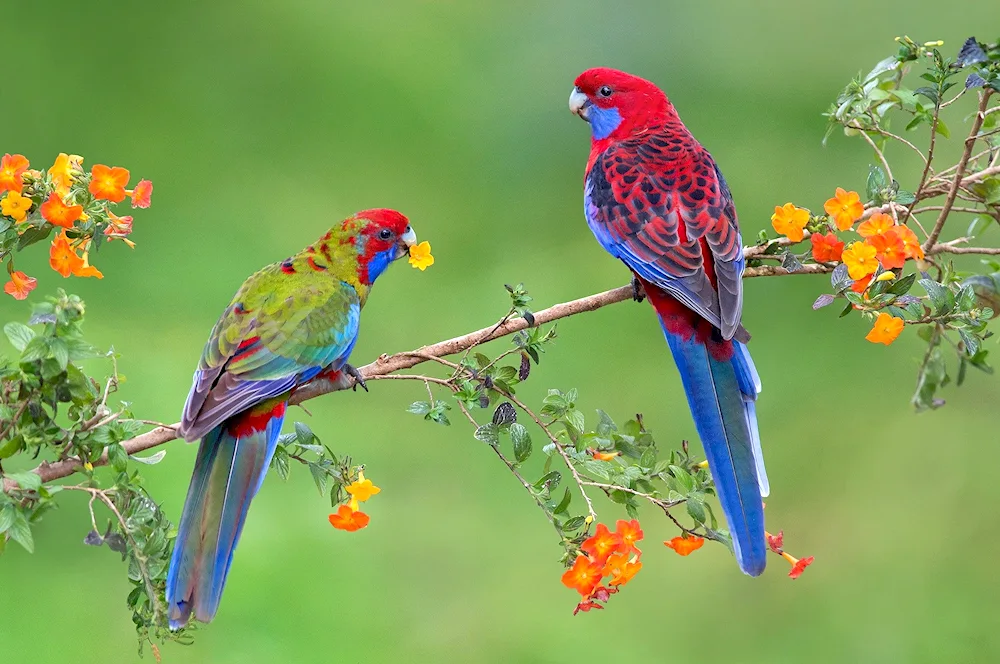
[165, 208, 417, 628]
[569, 68, 769, 576]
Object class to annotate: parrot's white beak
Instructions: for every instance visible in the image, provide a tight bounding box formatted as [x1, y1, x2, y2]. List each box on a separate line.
[569, 87, 590, 121]
[395, 225, 417, 260]
[401, 225, 417, 248]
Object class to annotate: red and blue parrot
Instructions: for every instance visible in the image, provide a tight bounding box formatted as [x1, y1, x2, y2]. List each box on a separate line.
[166, 209, 417, 628]
[569, 68, 769, 575]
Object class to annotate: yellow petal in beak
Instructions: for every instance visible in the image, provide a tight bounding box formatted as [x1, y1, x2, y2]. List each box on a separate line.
[408, 241, 434, 271]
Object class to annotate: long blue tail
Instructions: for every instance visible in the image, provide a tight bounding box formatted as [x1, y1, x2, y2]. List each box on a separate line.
[661, 324, 768, 576]
[165, 404, 285, 628]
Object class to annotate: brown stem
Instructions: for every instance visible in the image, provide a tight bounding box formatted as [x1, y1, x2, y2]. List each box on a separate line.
[923, 90, 994, 251]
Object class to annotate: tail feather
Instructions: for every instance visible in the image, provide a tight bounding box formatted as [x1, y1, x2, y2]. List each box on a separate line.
[660, 321, 767, 576]
[166, 403, 285, 629]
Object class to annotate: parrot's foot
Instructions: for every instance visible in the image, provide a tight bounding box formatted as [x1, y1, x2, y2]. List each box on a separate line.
[343, 364, 368, 392]
[631, 276, 647, 303]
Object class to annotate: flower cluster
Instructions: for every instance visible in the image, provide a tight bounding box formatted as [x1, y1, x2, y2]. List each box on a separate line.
[0, 152, 152, 300]
[328, 469, 381, 532]
[562, 519, 643, 615]
[770, 188, 927, 346]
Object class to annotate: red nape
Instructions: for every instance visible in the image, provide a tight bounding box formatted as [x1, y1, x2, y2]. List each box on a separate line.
[227, 401, 287, 438]
[638, 276, 734, 362]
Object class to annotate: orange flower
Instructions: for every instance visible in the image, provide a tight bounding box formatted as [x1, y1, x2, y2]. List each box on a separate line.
[0, 154, 29, 194]
[3, 270, 37, 300]
[40, 192, 83, 228]
[851, 273, 873, 294]
[49, 230, 83, 277]
[857, 212, 894, 239]
[869, 229, 906, 269]
[865, 312, 904, 345]
[608, 559, 641, 587]
[841, 241, 879, 280]
[823, 188, 864, 231]
[75, 261, 104, 279]
[589, 448, 619, 462]
[615, 519, 643, 554]
[809, 232, 844, 262]
[581, 523, 623, 563]
[561, 555, 604, 596]
[328, 504, 370, 532]
[787, 555, 815, 579]
[88, 164, 130, 202]
[897, 225, 925, 260]
[1, 190, 33, 222]
[49, 153, 84, 197]
[770, 203, 809, 242]
[664, 535, 705, 556]
[130, 179, 153, 208]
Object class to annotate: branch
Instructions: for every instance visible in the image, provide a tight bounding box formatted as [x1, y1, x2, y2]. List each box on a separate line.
[923, 90, 994, 251]
[4, 234, 998, 492]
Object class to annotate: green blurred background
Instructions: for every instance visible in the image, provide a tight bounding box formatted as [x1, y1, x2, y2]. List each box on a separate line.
[3, 2, 1000, 662]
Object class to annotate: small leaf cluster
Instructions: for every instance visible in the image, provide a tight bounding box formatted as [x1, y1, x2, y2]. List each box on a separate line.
[270, 421, 361, 507]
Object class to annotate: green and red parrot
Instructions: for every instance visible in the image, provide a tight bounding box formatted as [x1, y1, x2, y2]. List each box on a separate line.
[569, 68, 769, 575]
[166, 209, 417, 628]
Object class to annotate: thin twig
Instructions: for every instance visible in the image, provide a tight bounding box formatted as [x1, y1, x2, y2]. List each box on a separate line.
[924, 90, 994, 251]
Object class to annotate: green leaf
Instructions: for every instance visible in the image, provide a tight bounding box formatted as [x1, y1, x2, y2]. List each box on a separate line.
[812, 294, 836, 310]
[20, 337, 49, 362]
[564, 408, 585, 433]
[830, 264, 852, 293]
[686, 493, 707, 523]
[474, 423, 499, 446]
[108, 443, 129, 473]
[308, 463, 328, 495]
[886, 273, 917, 296]
[0, 504, 16, 533]
[270, 446, 290, 480]
[867, 165, 888, 202]
[919, 279, 952, 314]
[16, 225, 51, 251]
[7, 512, 33, 553]
[295, 421, 317, 445]
[130, 450, 165, 466]
[596, 409, 617, 436]
[553, 488, 571, 515]
[959, 329, 981, 356]
[562, 516, 586, 532]
[669, 465, 696, 493]
[509, 423, 532, 463]
[3, 322, 34, 352]
[48, 338, 69, 370]
[3, 471, 41, 492]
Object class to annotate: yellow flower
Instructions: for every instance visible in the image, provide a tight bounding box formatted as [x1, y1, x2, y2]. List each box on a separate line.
[345, 470, 381, 502]
[1, 190, 32, 222]
[770, 203, 809, 242]
[408, 240, 434, 270]
[865, 312, 904, 346]
[841, 241, 879, 280]
[823, 188, 864, 231]
[49, 153, 84, 197]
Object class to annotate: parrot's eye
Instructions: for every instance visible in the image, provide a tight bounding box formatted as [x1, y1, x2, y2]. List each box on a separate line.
[378, 229, 393, 240]
[597, 85, 613, 98]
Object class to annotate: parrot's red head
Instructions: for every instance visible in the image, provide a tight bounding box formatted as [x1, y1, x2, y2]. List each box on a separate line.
[345, 208, 417, 285]
[570, 68, 675, 144]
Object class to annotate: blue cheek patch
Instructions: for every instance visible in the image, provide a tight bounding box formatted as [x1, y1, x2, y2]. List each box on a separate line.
[590, 106, 622, 140]
[366, 247, 398, 283]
